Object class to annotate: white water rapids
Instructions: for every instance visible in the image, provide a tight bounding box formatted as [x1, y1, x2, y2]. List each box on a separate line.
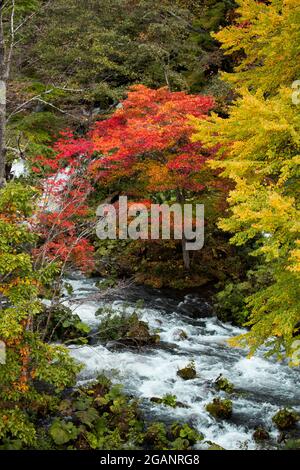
[61, 274, 300, 450]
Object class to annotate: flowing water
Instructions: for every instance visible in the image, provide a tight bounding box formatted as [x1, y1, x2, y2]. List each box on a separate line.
[63, 273, 300, 450]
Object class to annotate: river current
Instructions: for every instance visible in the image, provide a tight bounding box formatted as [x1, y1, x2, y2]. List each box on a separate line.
[61, 274, 300, 450]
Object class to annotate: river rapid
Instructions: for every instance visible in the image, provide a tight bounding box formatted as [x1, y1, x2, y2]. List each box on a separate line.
[62, 273, 300, 450]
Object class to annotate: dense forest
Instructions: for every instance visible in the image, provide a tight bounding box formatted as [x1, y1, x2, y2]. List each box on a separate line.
[0, 0, 299, 453]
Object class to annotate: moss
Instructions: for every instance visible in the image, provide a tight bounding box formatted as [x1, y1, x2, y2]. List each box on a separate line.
[253, 427, 270, 442]
[214, 375, 234, 394]
[177, 361, 196, 380]
[206, 398, 232, 419]
[272, 408, 299, 430]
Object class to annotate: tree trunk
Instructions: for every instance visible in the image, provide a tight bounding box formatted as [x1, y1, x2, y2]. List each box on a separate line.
[176, 188, 190, 271]
[0, 3, 6, 187]
[181, 235, 190, 271]
[0, 79, 6, 187]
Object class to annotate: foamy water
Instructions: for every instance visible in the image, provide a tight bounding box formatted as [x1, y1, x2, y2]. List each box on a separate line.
[64, 275, 300, 450]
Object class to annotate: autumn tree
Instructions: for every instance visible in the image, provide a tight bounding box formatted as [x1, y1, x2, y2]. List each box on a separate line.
[31, 130, 96, 273]
[0, 0, 235, 186]
[88, 85, 215, 270]
[0, 181, 81, 446]
[192, 0, 300, 361]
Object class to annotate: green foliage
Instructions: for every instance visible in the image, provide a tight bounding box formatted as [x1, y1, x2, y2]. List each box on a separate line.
[22, 0, 233, 104]
[38, 304, 91, 345]
[150, 394, 179, 409]
[49, 420, 79, 445]
[284, 439, 300, 450]
[214, 265, 274, 326]
[161, 394, 178, 408]
[214, 281, 250, 326]
[0, 409, 36, 447]
[170, 422, 204, 444]
[0, 182, 81, 447]
[143, 421, 203, 450]
[143, 422, 169, 449]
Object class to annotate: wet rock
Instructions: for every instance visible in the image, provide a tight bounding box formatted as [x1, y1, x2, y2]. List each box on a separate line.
[126, 320, 160, 346]
[253, 427, 270, 442]
[272, 408, 299, 430]
[159, 341, 177, 351]
[173, 329, 188, 341]
[150, 397, 163, 404]
[105, 340, 129, 351]
[207, 443, 225, 450]
[177, 362, 196, 380]
[214, 375, 234, 394]
[206, 398, 232, 419]
[99, 311, 160, 348]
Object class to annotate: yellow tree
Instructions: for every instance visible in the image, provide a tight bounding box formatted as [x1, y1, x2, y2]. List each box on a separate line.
[192, 0, 300, 361]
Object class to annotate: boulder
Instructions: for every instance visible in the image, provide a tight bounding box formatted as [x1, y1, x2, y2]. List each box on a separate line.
[272, 408, 299, 430]
[177, 364, 196, 381]
[206, 398, 232, 419]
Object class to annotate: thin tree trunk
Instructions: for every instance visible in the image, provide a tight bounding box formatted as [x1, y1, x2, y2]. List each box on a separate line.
[181, 235, 190, 271]
[0, 3, 6, 187]
[176, 188, 190, 271]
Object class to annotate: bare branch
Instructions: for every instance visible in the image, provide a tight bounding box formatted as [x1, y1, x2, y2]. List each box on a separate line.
[7, 88, 84, 122]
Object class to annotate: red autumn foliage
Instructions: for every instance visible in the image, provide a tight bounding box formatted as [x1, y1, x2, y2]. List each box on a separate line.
[32, 134, 95, 272]
[33, 85, 217, 269]
[88, 85, 215, 193]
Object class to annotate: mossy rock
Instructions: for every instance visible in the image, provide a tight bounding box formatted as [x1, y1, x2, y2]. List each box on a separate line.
[253, 427, 270, 442]
[214, 375, 234, 394]
[206, 398, 232, 419]
[177, 364, 196, 381]
[126, 319, 160, 346]
[272, 408, 299, 430]
[98, 310, 160, 347]
[207, 443, 225, 450]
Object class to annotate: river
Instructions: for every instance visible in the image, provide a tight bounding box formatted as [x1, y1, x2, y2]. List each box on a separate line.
[62, 273, 300, 450]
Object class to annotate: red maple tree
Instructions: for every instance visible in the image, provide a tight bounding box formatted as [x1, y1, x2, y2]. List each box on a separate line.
[33, 85, 216, 271]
